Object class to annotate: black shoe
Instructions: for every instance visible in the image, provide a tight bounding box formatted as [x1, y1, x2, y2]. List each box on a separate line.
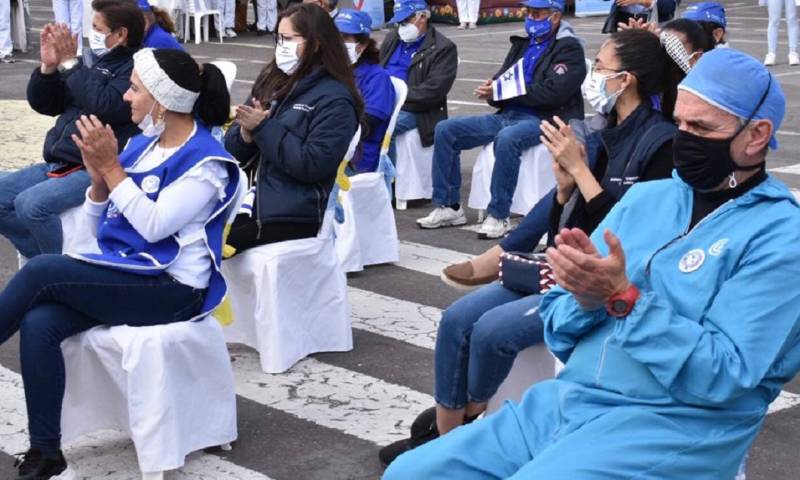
[256, 29, 269, 36]
[379, 407, 440, 467]
[14, 448, 73, 479]
[247, 22, 258, 32]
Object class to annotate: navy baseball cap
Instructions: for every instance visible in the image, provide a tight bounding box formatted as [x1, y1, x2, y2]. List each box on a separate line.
[335, 8, 372, 35]
[389, 0, 428, 24]
[682, 2, 726, 29]
[520, 0, 565, 12]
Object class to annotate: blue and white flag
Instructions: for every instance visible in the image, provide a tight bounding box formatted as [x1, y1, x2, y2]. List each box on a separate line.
[492, 58, 527, 102]
[238, 186, 256, 217]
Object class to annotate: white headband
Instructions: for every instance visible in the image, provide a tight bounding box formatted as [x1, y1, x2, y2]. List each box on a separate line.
[133, 48, 200, 114]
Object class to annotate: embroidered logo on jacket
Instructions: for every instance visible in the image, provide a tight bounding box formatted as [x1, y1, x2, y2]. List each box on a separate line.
[679, 248, 705, 273]
[141, 175, 161, 194]
[708, 238, 729, 257]
[553, 63, 568, 75]
[292, 104, 316, 113]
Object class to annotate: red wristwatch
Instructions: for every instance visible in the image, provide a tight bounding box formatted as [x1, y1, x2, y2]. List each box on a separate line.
[606, 284, 640, 318]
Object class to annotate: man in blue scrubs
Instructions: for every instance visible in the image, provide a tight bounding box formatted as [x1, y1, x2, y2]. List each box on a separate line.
[384, 48, 800, 480]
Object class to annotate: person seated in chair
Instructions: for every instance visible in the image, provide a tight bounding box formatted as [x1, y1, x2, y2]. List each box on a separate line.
[0, 0, 143, 260]
[138, 0, 184, 50]
[416, 0, 585, 240]
[381, 0, 458, 169]
[335, 8, 396, 174]
[379, 29, 682, 468]
[223, 3, 360, 255]
[384, 47, 800, 480]
[3, 47, 239, 480]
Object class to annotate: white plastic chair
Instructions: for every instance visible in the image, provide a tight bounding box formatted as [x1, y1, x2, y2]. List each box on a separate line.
[334, 78, 407, 272]
[183, 0, 223, 45]
[485, 344, 562, 415]
[394, 126, 434, 210]
[51, 168, 247, 479]
[220, 131, 361, 373]
[467, 143, 556, 223]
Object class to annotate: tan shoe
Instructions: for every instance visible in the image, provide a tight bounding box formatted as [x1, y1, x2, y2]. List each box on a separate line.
[440, 261, 498, 291]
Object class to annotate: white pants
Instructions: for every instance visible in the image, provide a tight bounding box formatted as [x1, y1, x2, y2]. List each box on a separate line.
[52, 0, 82, 54]
[767, 0, 799, 53]
[214, 0, 235, 31]
[256, 0, 276, 32]
[456, 0, 479, 24]
[0, 0, 12, 55]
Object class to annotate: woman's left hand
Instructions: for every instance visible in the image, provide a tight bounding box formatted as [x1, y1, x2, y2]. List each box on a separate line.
[540, 116, 587, 177]
[51, 23, 78, 64]
[236, 99, 271, 133]
[72, 115, 121, 177]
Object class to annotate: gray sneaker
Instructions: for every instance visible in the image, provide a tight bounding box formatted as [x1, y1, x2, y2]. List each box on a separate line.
[1, 54, 14, 64]
[477, 215, 511, 239]
[416, 206, 468, 229]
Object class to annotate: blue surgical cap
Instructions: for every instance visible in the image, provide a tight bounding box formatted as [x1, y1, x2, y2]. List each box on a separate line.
[679, 48, 785, 149]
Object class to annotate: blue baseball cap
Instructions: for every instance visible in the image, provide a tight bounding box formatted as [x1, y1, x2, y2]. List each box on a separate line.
[335, 8, 372, 35]
[682, 2, 726, 29]
[137, 0, 151, 11]
[389, 0, 428, 24]
[679, 48, 785, 149]
[520, 0, 565, 12]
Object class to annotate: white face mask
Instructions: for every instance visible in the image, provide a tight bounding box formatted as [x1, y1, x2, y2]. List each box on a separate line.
[89, 29, 111, 57]
[138, 101, 165, 138]
[275, 41, 301, 75]
[398, 22, 420, 43]
[345, 42, 361, 65]
[583, 68, 625, 115]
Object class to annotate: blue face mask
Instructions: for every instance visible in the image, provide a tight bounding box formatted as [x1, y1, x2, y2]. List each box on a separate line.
[525, 17, 552, 40]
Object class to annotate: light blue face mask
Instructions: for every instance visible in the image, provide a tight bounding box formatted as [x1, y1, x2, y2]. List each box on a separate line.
[583, 67, 625, 115]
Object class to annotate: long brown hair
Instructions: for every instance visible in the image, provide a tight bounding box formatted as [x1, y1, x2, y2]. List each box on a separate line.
[145, 6, 176, 34]
[252, 3, 364, 121]
[353, 33, 380, 66]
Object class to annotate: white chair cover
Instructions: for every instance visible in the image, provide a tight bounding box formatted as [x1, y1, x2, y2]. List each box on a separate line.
[394, 129, 433, 204]
[61, 317, 238, 473]
[485, 344, 558, 415]
[222, 209, 352, 373]
[334, 78, 407, 272]
[467, 142, 556, 217]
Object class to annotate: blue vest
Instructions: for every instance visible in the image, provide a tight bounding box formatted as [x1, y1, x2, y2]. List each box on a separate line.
[72, 124, 240, 321]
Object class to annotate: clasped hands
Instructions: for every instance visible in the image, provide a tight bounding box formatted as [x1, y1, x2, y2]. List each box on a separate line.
[71, 115, 124, 200]
[40, 23, 79, 73]
[236, 98, 271, 143]
[539, 116, 588, 204]
[546, 227, 631, 312]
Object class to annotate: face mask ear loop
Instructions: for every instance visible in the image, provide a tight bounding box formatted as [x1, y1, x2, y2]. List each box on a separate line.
[728, 75, 772, 175]
[728, 173, 738, 189]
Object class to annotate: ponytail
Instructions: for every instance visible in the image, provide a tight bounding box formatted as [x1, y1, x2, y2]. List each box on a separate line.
[149, 6, 176, 34]
[194, 63, 231, 127]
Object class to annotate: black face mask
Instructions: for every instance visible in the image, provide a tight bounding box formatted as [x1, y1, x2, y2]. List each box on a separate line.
[673, 76, 773, 192]
[672, 129, 764, 191]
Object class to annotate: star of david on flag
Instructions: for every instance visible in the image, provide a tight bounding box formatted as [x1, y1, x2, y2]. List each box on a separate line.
[492, 58, 527, 102]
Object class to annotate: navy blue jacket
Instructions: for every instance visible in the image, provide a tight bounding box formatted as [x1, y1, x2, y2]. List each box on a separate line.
[225, 68, 359, 227]
[501, 105, 675, 252]
[26, 46, 139, 165]
[488, 22, 586, 123]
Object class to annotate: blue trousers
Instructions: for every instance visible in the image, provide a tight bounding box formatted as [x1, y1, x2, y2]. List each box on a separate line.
[0, 254, 205, 452]
[0, 163, 90, 258]
[385, 379, 760, 479]
[435, 282, 544, 409]
[387, 111, 418, 166]
[431, 110, 541, 218]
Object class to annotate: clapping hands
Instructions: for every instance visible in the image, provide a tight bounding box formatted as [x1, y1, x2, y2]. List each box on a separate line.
[40, 23, 78, 73]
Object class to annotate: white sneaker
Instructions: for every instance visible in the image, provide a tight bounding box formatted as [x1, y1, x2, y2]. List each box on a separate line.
[457, 22, 466, 29]
[764, 53, 776, 66]
[224, 28, 238, 38]
[0, 53, 14, 64]
[790, 52, 799, 66]
[468, 22, 477, 29]
[417, 206, 468, 229]
[477, 215, 511, 239]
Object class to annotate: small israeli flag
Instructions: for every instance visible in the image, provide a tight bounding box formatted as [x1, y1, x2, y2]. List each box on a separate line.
[238, 186, 256, 217]
[492, 58, 527, 102]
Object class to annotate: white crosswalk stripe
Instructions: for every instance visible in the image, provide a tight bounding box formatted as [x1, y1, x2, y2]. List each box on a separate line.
[350, 287, 441, 350]
[396, 241, 473, 277]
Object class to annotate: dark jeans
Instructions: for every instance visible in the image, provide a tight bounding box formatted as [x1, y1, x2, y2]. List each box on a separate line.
[0, 254, 206, 452]
[435, 282, 544, 409]
[0, 163, 89, 258]
[500, 189, 555, 252]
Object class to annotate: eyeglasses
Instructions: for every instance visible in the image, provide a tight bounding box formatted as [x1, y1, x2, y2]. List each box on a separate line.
[275, 33, 306, 46]
[592, 62, 624, 74]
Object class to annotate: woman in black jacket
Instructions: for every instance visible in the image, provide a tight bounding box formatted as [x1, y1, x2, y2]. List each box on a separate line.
[224, 3, 361, 254]
[0, 0, 143, 259]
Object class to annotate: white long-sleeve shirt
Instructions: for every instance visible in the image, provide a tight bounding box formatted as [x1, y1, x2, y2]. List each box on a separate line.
[82, 133, 229, 289]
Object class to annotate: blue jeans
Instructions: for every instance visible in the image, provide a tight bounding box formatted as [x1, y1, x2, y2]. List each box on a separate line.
[0, 254, 206, 452]
[435, 281, 544, 409]
[500, 189, 555, 252]
[387, 111, 418, 166]
[0, 163, 90, 258]
[432, 110, 541, 218]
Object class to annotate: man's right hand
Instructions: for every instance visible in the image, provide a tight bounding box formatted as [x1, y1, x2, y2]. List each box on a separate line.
[40, 24, 59, 74]
[473, 78, 493, 100]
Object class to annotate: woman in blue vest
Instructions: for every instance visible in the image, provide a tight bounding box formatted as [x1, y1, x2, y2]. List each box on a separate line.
[2, 48, 239, 480]
[335, 8, 396, 173]
[379, 28, 680, 467]
[224, 3, 360, 254]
